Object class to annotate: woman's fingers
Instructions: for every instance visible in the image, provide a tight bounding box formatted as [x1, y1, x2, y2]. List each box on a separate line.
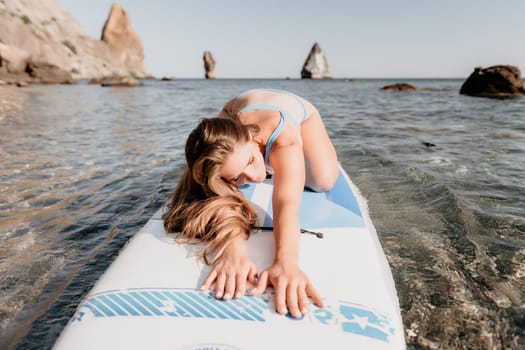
[235, 273, 247, 299]
[286, 283, 302, 318]
[251, 270, 269, 296]
[247, 265, 258, 286]
[209, 263, 256, 300]
[274, 277, 287, 316]
[214, 272, 227, 299]
[298, 284, 309, 315]
[204, 262, 323, 317]
[201, 269, 218, 291]
[222, 272, 237, 300]
[306, 282, 324, 308]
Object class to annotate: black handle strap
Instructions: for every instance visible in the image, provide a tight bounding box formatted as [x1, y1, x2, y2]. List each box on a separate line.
[256, 226, 324, 239]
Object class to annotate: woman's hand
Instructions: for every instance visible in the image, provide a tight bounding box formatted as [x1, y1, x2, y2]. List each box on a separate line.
[251, 258, 324, 318]
[201, 236, 257, 300]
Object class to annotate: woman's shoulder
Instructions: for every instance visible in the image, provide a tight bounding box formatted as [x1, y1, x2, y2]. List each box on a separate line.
[218, 98, 237, 117]
[274, 120, 302, 146]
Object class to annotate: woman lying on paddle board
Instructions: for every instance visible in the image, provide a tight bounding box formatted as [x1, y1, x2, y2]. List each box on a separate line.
[163, 89, 338, 318]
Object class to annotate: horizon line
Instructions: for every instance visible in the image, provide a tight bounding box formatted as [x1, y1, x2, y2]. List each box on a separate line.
[146, 76, 472, 80]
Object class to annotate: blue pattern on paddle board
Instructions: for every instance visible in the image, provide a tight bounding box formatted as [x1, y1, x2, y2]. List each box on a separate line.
[325, 170, 363, 219]
[72, 288, 395, 343]
[240, 169, 365, 228]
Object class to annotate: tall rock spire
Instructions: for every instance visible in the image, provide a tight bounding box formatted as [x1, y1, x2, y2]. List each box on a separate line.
[301, 43, 331, 79]
[203, 51, 216, 79]
[101, 3, 146, 78]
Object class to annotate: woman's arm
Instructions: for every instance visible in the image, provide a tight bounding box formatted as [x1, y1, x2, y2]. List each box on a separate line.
[251, 130, 324, 317]
[271, 143, 304, 263]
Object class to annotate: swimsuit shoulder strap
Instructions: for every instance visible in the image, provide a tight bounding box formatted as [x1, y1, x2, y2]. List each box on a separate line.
[238, 105, 298, 167]
[264, 112, 286, 167]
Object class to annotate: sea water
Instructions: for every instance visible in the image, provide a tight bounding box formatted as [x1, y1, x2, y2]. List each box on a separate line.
[0, 79, 524, 349]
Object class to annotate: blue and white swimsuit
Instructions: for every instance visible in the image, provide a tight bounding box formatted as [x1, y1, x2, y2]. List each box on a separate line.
[233, 89, 308, 168]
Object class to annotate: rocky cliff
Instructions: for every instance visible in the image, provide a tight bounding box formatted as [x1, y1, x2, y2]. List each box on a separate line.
[0, 0, 147, 80]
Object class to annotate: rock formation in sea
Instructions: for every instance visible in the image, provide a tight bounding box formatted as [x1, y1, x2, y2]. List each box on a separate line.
[301, 42, 331, 79]
[203, 50, 216, 79]
[460, 65, 525, 98]
[381, 83, 417, 91]
[101, 3, 146, 79]
[0, 0, 148, 85]
[99, 75, 143, 87]
[25, 61, 75, 84]
[0, 42, 74, 84]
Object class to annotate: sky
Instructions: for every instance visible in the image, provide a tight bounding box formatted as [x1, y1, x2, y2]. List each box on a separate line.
[60, 0, 525, 79]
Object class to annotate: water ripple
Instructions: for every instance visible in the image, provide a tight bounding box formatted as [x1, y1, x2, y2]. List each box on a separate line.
[1, 80, 524, 349]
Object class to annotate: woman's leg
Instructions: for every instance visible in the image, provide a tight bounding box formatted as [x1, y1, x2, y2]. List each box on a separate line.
[300, 112, 338, 192]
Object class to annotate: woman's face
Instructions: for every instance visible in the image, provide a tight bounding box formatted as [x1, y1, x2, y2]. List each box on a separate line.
[220, 141, 266, 186]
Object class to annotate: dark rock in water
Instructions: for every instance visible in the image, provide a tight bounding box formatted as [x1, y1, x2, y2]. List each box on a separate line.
[100, 76, 143, 87]
[301, 43, 331, 79]
[203, 51, 216, 79]
[382, 83, 417, 91]
[422, 142, 436, 148]
[25, 62, 75, 84]
[460, 65, 525, 98]
[160, 76, 176, 81]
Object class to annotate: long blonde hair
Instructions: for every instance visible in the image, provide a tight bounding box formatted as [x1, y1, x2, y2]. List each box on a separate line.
[162, 118, 258, 265]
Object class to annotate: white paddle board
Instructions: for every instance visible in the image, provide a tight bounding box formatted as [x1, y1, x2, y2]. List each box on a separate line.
[54, 165, 405, 349]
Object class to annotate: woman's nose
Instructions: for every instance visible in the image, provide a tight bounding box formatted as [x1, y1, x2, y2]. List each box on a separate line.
[245, 173, 256, 182]
[244, 169, 258, 183]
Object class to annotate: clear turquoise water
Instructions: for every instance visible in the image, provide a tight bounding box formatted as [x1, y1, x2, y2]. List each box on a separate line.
[1, 79, 524, 349]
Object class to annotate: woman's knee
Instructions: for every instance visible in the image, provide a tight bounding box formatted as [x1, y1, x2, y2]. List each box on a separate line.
[306, 165, 338, 192]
